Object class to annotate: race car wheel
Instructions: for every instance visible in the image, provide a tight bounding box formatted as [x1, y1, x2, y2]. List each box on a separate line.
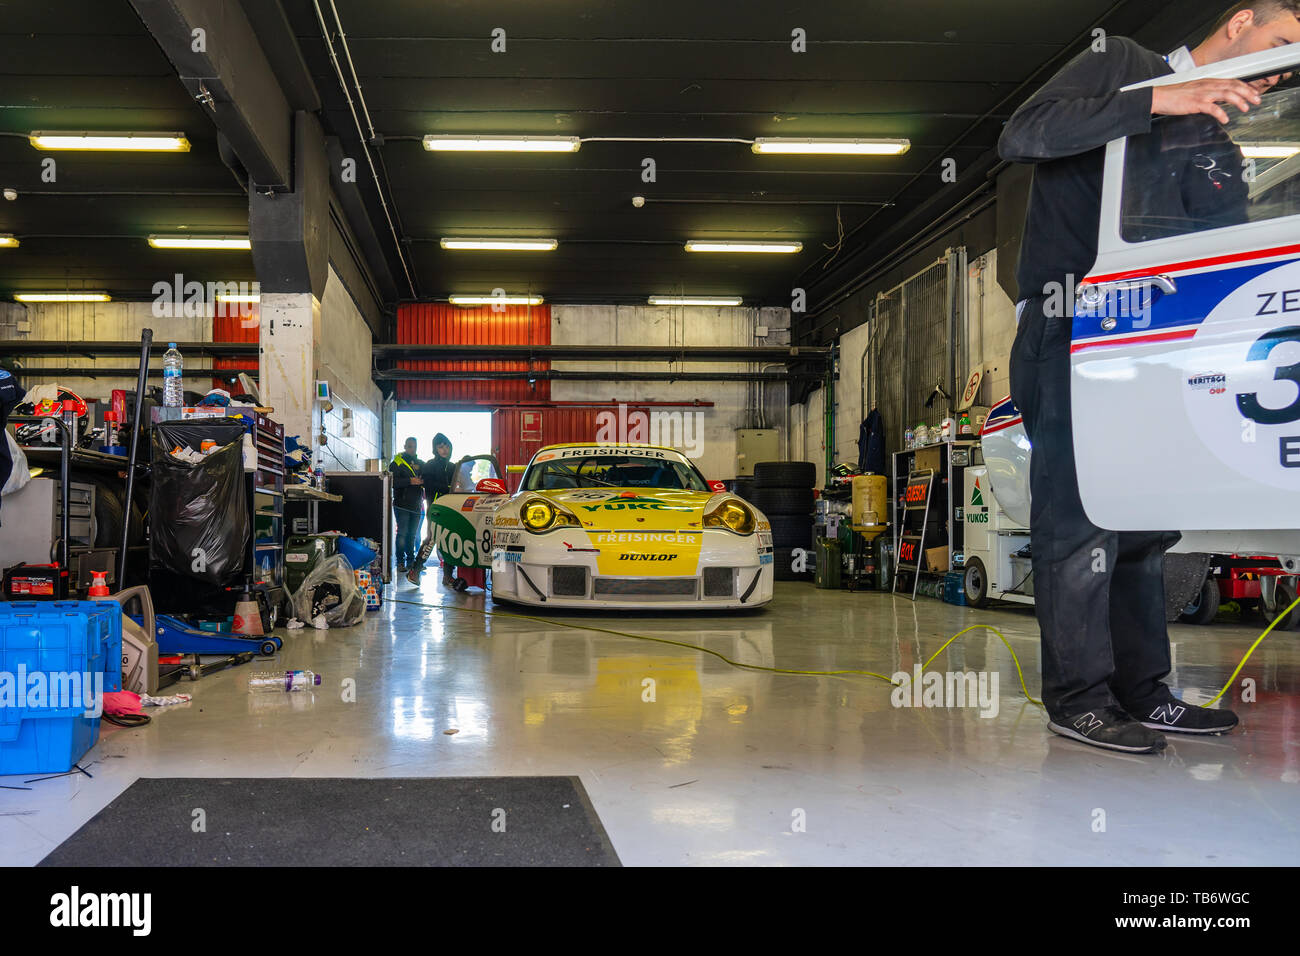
[1179, 577, 1220, 625]
[751, 486, 814, 516]
[753, 461, 817, 488]
[767, 514, 813, 549]
[963, 557, 989, 608]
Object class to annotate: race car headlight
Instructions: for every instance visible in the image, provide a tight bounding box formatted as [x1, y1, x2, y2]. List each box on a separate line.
[703, 498, 756, 535]
[521, 498, 581, 533]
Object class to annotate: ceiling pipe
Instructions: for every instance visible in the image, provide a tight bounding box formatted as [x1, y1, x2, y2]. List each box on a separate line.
[311, 0, 417, 297]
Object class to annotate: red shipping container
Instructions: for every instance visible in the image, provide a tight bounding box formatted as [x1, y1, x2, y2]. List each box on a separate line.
[396, 303, 551, 405]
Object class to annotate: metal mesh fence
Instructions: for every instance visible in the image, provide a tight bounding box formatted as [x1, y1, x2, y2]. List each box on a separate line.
[866, 251, 964, 455]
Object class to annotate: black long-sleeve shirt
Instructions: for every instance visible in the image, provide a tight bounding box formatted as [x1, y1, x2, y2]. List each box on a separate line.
[999, 37, 1173, 299]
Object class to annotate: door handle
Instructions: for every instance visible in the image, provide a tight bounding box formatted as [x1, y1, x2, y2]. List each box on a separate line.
[1077, 274, 1177, 309]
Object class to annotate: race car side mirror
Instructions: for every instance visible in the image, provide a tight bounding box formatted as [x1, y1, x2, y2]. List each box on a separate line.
[708, 480, 727, 492]
[476, 478, 508, 495]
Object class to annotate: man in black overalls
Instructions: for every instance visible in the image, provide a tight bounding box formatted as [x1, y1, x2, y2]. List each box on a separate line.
[998, 1, 1299, 751]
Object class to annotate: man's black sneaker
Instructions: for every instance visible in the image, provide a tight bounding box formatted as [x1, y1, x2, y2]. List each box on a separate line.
[1131, 696, 1239, 735]
[1047, 706, 1167, 753]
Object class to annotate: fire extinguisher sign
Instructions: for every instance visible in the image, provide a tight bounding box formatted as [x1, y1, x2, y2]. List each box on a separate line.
[521, 411, 542, 441]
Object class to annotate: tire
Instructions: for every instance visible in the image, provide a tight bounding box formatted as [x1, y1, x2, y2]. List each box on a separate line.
[753, 461, 816, 488]
[90, 480, 145, 548]
[259, 640, 278, 657]
[732, 478, 756, 502]
[773, 546, 814, 581]
[1263, 577, 1300, 630]
[751, 486, 814, 516]
[90, 482, 125, 548]
[964, 557, 989, 608]
[1179, 577, 1220, 625]
[767, 515, 813, 549]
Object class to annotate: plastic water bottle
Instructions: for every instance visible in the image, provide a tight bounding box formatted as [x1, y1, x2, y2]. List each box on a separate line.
[248, 670, 322, 693]
[162, 342, 184, 407]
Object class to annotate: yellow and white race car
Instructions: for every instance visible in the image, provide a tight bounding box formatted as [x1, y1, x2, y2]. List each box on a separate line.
[425, 443, 774, 609]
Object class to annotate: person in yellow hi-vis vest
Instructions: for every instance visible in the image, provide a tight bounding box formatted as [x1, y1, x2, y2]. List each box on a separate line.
[387, 436, 424, 572]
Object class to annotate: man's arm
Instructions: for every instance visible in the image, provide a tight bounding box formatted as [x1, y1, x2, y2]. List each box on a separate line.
[999, 41, 1156, 164]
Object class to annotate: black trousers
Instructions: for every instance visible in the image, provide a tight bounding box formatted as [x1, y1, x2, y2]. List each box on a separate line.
[1009, 296, 1178, 720]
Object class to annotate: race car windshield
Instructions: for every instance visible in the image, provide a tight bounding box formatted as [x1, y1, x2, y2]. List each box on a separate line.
[524, 455, 710, 491]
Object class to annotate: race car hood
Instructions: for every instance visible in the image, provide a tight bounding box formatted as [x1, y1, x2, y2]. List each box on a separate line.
[528, 488, 721, 530]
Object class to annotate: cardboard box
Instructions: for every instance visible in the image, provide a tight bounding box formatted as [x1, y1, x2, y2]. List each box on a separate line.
[925, 546, 949, 572]
[915, 446, 942, 473]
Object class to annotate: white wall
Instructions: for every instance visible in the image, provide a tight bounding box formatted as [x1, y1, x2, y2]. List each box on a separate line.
[317, 267, 382, 470]
[549, 304, 791, 481]
[14, 300, 215, 401]
[965, 249, 1019, 408]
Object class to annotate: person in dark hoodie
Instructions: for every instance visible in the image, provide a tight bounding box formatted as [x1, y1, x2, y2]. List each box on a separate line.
[996, 1, 1298, 753]
[407, 433, 462, 588]
[388, 436, 424, 573]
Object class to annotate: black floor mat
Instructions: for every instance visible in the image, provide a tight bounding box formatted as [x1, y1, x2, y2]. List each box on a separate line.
[39, 776, 620, 867]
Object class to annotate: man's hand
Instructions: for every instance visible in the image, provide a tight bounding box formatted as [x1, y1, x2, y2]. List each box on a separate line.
[1152, 79, 1262, 124]
[410, 476, 423, 485]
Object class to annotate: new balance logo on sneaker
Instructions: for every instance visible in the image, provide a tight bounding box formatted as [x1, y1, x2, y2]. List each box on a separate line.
[1147, 703, 1186, 725]
[1073, 713, 1104, 735]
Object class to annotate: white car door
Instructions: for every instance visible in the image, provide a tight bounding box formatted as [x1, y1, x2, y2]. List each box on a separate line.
[1072, 44, 1300, 562]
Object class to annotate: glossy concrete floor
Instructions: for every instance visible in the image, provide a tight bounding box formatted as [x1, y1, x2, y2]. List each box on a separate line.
[3, 581, 1298, 866]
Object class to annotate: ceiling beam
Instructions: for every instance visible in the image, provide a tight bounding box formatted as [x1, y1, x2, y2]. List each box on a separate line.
[128, 0, 293, 190]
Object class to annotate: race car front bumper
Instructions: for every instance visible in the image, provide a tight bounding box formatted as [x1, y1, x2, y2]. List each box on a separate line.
[489, 533, 774, 610]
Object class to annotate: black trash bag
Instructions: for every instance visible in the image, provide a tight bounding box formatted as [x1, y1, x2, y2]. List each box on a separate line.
[149, 421, 249, 586]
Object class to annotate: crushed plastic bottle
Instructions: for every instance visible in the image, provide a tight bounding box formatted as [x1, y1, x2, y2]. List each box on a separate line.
[248, 670, 322, 693]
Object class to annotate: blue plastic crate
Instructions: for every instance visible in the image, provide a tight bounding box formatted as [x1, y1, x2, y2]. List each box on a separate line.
[0, 601, 123, 775]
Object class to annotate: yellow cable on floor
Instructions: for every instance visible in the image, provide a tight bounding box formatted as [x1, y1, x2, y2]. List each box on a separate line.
[387, 591, 1300, 712]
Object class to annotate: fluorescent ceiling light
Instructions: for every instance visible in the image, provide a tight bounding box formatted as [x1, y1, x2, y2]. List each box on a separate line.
[215, 294, 261, 304]
[684, 240, 803, 254]
[148, 235, 251, 250]
[440, 238, 559, 251]
[14, 292, 111, 302]
[648, 295, 743, 306]
[1240, 143, 1300, 159]
[449, 294, 544, 306]
[752, 137, 910, 156]
[29, 131, 190, 152]
[0, 235, 18, 248]
[424, 135, 580, 153]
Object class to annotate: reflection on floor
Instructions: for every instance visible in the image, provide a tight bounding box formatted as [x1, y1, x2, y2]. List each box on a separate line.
[3, 581, 1297, 865]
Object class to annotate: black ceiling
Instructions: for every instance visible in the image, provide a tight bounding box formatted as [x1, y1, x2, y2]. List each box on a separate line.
[0, 0, 1232, 311]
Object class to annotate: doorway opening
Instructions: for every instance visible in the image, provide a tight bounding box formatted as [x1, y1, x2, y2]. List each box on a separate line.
[394, 409, 494, 465]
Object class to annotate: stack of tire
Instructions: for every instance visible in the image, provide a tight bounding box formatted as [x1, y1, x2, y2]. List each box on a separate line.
[748, 461, 817, 582]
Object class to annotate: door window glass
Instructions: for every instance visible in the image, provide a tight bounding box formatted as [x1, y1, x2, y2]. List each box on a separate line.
[1122, 82, 1300, 242]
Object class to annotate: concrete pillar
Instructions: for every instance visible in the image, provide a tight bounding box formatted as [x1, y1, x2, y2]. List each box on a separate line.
[258, 292, 320, 457]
